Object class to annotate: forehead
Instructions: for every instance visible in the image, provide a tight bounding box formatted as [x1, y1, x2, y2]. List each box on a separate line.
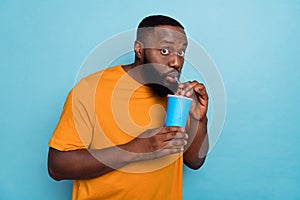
[145, 25, 187, 47]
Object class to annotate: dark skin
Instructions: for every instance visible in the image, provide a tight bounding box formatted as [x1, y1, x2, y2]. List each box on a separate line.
[48, 25, 208, 180]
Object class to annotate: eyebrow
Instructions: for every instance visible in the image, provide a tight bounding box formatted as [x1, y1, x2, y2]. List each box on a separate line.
[159, 40, 188, 47]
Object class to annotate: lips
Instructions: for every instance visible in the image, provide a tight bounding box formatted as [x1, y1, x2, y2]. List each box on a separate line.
[166, 75, 177, 83]
[166, 71, 179, 83]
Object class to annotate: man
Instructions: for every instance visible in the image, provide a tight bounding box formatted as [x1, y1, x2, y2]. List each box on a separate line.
[48, 15, 209, 200]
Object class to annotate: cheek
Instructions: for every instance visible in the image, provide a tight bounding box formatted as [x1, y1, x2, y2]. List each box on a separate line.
[179, 58, 185, 70]
[152, 65, 166, 76]
[144, 50, 166, 64]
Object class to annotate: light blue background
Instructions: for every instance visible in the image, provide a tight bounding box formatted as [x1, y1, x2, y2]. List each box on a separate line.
[1, 0, 299, 199]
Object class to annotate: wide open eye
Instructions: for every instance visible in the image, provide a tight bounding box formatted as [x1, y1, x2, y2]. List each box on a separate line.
[177, 50, 185, 57]
[160, 48, 170, 56]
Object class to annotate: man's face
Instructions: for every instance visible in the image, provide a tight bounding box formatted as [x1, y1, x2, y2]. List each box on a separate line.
[141, 25, 188, 94]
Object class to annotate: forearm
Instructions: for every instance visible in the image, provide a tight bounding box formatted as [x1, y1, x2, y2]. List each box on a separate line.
[48, 127, 187, 180]
[48, 144, 136, 181]
[183, 115, 209, 169]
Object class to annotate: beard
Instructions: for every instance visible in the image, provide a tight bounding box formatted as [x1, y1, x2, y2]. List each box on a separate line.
[142, 56, 179, 97]
[145, 83, 175, 97]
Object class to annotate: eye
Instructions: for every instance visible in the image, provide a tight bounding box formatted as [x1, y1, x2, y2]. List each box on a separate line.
[160, 48, 170, 55]
[177, 50, 185, 57]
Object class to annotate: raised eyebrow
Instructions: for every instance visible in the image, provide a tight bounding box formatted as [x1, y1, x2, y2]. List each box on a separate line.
[182, 42, 188, 48]
[159, 40, 175, 45]
[181, 42, 188, 49]
[159, 40, 188, 48]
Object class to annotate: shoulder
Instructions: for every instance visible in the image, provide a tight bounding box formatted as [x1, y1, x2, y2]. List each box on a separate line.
[85, 65, 124, 82]
[75, 65, 124, 90]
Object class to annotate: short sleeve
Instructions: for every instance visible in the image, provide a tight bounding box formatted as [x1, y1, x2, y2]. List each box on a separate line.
[48, 79, 95, 151]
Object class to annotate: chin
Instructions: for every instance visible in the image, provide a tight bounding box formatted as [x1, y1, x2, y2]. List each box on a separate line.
[146, 82, 177, 97]
[164, 80, 178, 93]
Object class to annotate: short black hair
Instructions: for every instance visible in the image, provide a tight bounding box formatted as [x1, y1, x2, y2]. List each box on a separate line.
[136, 15, 184, 42]
[138, 15, 184, 29]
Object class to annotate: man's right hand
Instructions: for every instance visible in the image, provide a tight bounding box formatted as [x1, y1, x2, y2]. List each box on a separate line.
[48, 126, 187, 181]
[123, 126, 188, 161]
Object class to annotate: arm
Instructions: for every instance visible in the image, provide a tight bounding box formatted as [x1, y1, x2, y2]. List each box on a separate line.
[48, 126, 188, 181]
[178, 81, 209, 169]
[183, 116, 209, 169]
[48, 145, 133, 181]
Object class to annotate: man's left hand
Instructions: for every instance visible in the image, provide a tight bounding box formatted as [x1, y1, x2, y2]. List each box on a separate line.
[178, 81, 208, 121]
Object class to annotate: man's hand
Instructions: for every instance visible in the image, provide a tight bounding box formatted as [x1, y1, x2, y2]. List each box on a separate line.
[48, 126, 188, 181]
[124, 126, 188, 161]
[177, 81, 208, 121]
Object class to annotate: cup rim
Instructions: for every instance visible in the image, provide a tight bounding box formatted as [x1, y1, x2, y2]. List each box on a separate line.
[167, 94, 193, 101]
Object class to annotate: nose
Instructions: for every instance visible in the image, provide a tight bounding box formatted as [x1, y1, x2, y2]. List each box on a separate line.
[168, 54, 182, 72]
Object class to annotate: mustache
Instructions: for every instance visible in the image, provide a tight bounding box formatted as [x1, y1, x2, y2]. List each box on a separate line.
[162, 70, 180, 79]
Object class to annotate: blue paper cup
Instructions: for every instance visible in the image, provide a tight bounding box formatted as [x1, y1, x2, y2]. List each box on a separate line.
[165, 95, 193, 128]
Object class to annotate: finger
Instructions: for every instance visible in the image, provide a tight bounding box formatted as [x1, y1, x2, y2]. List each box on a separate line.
[173, 132, 188, 140]
[178, 82, 193, 96]
[184, 86, 196, 97]
[195, 85, 209, 106]
[159, 126, 185, 134]
[163, 132, 188, 143]
[159, 127, 186, 141]
[161, 131, 184, 141]
[186, 83, 208, 100]
[179, 81, 199, 96]
[195, 84, 208, 97]
[166, 139, 187, 148]
[159, 147, 184, 156]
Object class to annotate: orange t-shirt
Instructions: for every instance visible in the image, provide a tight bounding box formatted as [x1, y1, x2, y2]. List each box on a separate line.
[49, 65, 183, 200]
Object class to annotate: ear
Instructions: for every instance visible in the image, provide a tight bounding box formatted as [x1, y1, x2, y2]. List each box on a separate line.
[134, 40, 144, 60]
